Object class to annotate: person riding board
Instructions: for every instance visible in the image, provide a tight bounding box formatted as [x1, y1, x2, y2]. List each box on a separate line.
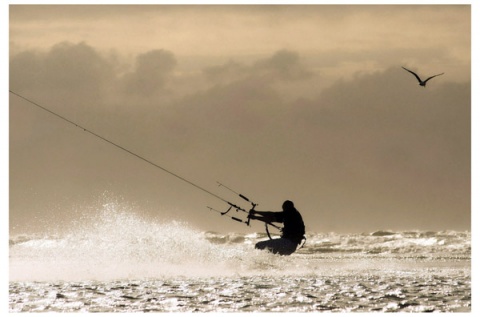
[248, 200, 305, 256]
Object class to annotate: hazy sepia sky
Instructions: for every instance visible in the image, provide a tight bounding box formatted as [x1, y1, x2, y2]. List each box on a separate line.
[8, 3, 471, 235]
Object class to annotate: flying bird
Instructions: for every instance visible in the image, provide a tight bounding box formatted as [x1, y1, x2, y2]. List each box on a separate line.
[402, 67, 444, 87]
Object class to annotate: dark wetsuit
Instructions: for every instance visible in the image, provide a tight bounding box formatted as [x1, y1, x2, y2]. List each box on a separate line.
[272, 209, 305, 245]
[254, 206, 305, 255]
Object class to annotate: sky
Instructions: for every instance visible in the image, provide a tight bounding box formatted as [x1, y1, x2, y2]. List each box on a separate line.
[6, 3, 473, 236]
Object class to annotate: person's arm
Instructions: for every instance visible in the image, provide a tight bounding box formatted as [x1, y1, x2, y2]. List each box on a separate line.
[248, 210, 283, 223]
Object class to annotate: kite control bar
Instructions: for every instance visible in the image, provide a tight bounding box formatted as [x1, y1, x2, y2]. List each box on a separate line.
[207, 206, 246, 224]
[209, 182, 281, 240]
[216, 182, 258, 226]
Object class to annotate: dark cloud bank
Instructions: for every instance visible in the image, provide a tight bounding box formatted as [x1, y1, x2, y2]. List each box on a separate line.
[10, 42, 470, 234]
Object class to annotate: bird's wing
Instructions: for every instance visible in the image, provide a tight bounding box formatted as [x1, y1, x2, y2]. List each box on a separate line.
[424, 73, 444, 83]
[402, 67, 422, 83]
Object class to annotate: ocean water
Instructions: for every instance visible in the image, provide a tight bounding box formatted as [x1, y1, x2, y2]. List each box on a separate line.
[9, 206, 471, 312]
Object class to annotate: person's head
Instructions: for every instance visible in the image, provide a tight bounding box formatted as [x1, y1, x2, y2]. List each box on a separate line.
[282, 200, 295, 212]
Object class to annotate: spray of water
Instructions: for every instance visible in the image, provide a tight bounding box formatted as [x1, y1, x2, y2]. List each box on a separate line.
[9, 201, 286, 281]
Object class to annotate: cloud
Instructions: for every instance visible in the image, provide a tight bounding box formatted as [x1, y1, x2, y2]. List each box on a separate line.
[254, 50, 313, 81]
[10, 41, 115, 107]
[203, 60, 248, 84]
[203, 50, 313, 85]
[121, 49, 177, 97]
[10, 42, 178, 102]
[9, 50, 44, 92]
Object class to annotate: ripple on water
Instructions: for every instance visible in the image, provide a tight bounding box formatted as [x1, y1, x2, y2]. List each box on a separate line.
[10, 269, 471, 312]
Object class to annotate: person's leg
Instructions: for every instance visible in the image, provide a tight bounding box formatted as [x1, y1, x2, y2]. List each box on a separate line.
[254, 239, 272, 250]
[255, 238, 298, 255]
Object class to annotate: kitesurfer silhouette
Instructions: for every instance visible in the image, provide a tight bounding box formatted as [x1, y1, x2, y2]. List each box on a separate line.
[248, 200, 305, 255]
